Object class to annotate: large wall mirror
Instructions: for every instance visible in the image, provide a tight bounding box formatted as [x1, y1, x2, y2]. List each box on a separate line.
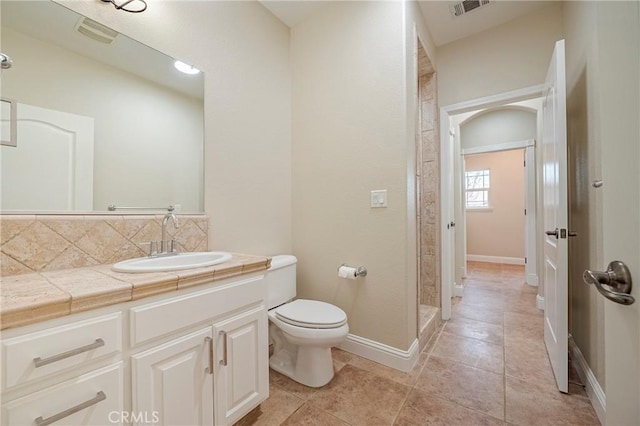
[0, 0, 204, 213]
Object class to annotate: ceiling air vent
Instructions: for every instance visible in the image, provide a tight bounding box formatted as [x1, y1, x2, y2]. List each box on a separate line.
[74, 17, 119, 44]
[450, 0, 492, 17]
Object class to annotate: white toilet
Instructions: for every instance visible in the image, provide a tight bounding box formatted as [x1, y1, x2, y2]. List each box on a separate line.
[265, 255, 349, 387]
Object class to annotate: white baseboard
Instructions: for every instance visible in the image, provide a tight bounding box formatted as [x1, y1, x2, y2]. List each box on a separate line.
[453, 283, 464, 297]
[466, 255, 525, 265]
[536, 294, 545, 310]
[337, 334, 419, 373]
[527, 273, 539, 286]
[569, 335, 606, 424]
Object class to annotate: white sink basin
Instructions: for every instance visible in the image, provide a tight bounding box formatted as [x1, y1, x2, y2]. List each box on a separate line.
[112, 252, 232, 273]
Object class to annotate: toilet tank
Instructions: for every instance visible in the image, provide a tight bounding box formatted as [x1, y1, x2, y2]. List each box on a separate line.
[265, 255, 297, 309]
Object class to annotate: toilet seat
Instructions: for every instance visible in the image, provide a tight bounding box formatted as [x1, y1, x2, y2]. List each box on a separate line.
[274, 299, 347, 329]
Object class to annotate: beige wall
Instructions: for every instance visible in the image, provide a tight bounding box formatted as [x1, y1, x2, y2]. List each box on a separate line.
[596, 2, 640, 422]
[562, 0, 605, 389]
[2, 27, 203, 212]
[465, 150, 525, 260]
[565, 2, 640, 421]
[460, 109, 537, 150]
[291, 1, 413, 350]
[437, 3, 564, 106]
[407, 0, 437, 67]
[56, 0, 292, 255]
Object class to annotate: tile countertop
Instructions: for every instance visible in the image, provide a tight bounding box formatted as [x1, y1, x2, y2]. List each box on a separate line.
[0, 253, 271, 331]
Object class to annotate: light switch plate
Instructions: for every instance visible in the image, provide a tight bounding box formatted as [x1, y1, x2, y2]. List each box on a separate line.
[370, 190, 387, 208]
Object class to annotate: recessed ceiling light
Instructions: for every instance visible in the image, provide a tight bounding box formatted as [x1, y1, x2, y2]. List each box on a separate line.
[174, 60, 200, 75]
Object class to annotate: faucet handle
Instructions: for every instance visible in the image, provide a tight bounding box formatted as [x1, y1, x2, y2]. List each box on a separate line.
[170, 239, 180, 253]
[138, 240, 158, 257]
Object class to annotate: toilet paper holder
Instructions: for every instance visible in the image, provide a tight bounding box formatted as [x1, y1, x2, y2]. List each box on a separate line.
[338, 264, 368, 278]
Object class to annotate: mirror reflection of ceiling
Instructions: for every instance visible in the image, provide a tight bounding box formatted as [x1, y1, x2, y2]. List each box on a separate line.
[1, 1, 204, 214]
[3, 1, 203, 99]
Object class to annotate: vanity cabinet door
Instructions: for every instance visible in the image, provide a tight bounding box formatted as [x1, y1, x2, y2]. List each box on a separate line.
[213, 305, 268, 426]
[132, 327, 214, 426]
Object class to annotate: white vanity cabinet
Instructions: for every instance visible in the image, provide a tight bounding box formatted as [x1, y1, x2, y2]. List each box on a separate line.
[1, 271, 269, 426]
[128, 274, 269, 426]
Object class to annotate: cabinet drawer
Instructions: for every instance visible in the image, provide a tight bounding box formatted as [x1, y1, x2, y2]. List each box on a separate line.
[130, 275, 264, 346]
[1, 313, 122, 390]
[2, 362, 124, 426]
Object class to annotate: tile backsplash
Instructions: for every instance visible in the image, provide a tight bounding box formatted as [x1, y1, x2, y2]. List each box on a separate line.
[1, 215, 208, 276]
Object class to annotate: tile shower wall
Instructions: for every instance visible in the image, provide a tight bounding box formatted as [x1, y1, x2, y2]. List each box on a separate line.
[417, 47, 440, 307]
[1, 215, 208, 276]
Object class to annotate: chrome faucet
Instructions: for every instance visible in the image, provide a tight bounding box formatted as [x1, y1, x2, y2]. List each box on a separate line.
[160, 212, 179, 254]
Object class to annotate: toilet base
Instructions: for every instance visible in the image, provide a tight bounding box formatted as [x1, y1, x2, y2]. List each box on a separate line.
[269, 346, 334, 388]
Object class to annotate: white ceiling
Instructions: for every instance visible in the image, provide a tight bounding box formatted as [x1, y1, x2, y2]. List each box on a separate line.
[259, 1, 328, 28]
[418, 1, 549, 46]
[260, 1, 549, 47]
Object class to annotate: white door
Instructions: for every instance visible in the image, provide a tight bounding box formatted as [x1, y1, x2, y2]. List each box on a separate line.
[0, 103, 94, 211]
[213, 306, 268, 426]
[599, 2, 640, 424]
[542, 39, 569, 393]
[132, 328, 214, 426]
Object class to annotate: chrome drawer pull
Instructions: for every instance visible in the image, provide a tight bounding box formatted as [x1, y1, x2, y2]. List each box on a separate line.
[220, 331, 228, 366]
[205, 336, 214, 374]
[35, 391, 106, 426]
[33, 338, 105, 368]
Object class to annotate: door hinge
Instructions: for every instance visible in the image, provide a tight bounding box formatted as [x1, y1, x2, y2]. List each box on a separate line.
[524, 209, 527, 215]
[524, 160, 526, 167]
[525, 257, 527, 264]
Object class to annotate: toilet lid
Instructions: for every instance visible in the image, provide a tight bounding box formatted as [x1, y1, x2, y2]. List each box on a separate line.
[275, 299, 347, 329]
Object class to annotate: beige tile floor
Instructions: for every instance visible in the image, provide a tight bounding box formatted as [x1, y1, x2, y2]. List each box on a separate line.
[237, 262, 600, 426]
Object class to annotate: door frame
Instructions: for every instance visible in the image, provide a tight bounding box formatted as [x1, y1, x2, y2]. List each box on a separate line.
[461, 139, 537, 287]
[439, 84, 546, 319]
